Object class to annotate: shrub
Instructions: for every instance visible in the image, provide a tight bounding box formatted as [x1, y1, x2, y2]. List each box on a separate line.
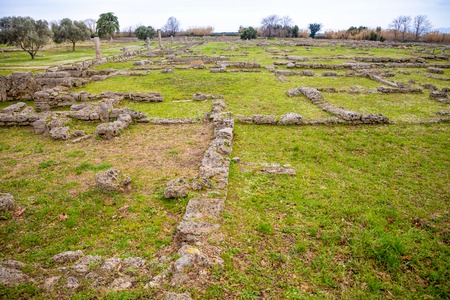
[239, 27, 257, 40]
[134, 25, 155, 40]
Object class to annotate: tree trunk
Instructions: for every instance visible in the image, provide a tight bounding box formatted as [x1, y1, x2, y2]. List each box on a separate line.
[72, 42, 76, 51]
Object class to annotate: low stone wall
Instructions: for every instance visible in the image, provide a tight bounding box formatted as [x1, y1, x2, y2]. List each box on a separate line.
[237, 113, 303, 125]
[294, 86, 389, 124]
[377, 86, 423, 93]
[34, 87, 164, 112]
[215, 61, 261, 68]
[0, 102, 39, 126]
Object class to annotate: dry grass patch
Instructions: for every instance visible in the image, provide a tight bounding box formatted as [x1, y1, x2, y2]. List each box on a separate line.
[0, 122, 212, 264]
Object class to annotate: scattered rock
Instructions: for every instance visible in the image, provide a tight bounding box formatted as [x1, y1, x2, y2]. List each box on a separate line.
[165, 292, 192, 300]
[96, 114, 132, 140]
[32, 119, 48, 134]
[96, 168, 132, 193]
[0, 265, 29, 286]
[123, 257, 146, 269]
[50, 126, 71, 140]
[72, 134, 93, 144]
[164, 178, 189, 199]
[72, 255, 102, 273]
[0, 102, 27, 113]
[0, 193, 15, 213]
[43, 276, 61, 290]
[110, 276, 134, 290]
[52, 250, 84, 264]
[232, 157, 241, 163]
[66, 276, 79, 289]
[72, 130, 85, 137]
[100, 258, 122, 272]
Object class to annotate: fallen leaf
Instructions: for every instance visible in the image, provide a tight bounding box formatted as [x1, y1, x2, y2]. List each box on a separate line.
[300, 284, 310, 291]
[118, 205, 130, 213]
[14, 207, 26, 218]
[59, 213, 68, 221]
[401, 255, 411, 261]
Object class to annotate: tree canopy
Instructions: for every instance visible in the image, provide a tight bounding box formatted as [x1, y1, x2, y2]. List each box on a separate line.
[96, 12, 119, 40]
[134, 25, 156, 40]
[0, 16, 52, 59]
[309, 23, 322, 38]
[239, 27, 257, 40]
[260, 15, 298, 38]
[51, 18, 90, 50]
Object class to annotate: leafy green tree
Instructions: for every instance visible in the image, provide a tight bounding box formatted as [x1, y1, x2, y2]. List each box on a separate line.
[308, 23, 322, 38]
[0, 16, 52, 59]
[292, 25, 299, 38]
[239, 27, 257, 40]
[134, 25, 156, 40]
[96, 12, 119, 40]
[51, 18, 90, 51]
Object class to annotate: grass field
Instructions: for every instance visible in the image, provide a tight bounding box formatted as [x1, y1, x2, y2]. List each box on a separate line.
[209, 124, 449, 299]
[0, 38, 449, 299]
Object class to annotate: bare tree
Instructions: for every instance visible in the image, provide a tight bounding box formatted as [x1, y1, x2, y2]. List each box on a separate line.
[261, 15, 281, 38]
[280, 16, 293, 37]
[83, 19, 96, 34]
[400, 16, 411, 41]
[389, 16, 402, 40]
[390, 15, 411, 41]
[413, 15, 432, 41]
[163, 17, 180, 37]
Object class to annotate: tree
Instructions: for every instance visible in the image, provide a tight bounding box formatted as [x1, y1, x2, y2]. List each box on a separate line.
[83, 19, 96, 35]
[400, 16, 411, 41]
[280, 15, 293, 37]
[413, 15, 432, 41]
[390, 15, 411, 41]
[292, 25, 299, 38]
[163, 17, 180, 37]
[239, 27, 257, 40]
[134, 25, 156, 40]
[0, 16, 52, 59]
[309, 23, 322, 38]
[51, 18, 90, 51]
[261, 15, 281, 38]
[96, 12, 119, 40]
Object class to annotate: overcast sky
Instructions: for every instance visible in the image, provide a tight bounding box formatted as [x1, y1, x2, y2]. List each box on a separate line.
[2, 0, 449, 32]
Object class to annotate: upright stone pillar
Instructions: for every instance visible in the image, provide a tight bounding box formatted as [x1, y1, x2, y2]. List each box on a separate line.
[146, 37, 151, 55]
[171, 35, 174, 44]
[94, 37, 102, 61]
[157, 29, 162, 49]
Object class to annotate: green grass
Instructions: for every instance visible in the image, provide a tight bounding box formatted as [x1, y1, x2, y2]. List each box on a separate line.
[74, 71, 331, 118]
[0, 41, 147, 75]
[215, 123, 449, 299]
[323, 92, 449, 122]
[1, 39, 449, 299]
